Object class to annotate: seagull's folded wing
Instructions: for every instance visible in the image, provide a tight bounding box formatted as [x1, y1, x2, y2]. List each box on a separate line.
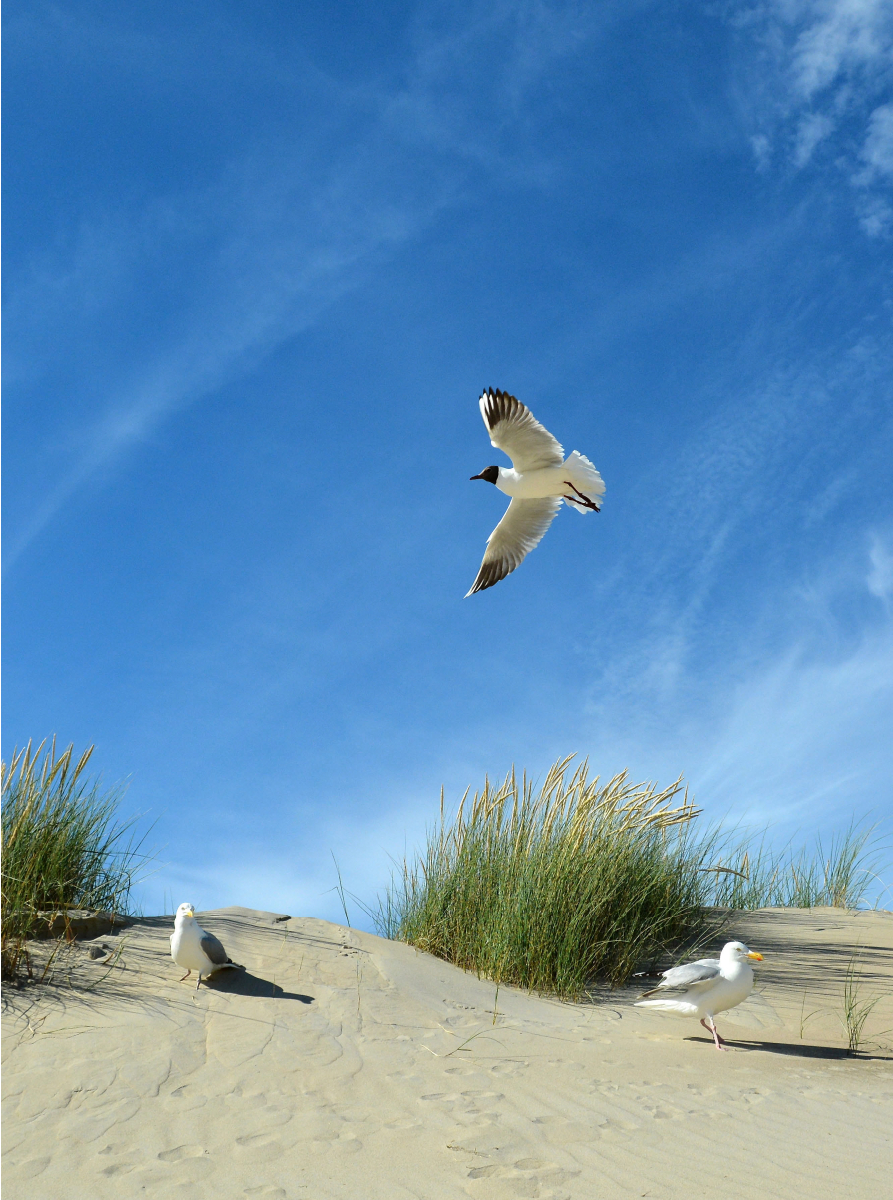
[199, 930, 231, 966]
[466, 497, 562, 596]
[480, 389, 564, 471]
[639, 962, 721, 997]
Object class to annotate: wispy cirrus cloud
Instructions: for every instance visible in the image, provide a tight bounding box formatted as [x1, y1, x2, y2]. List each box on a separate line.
[5, 1, 609, 570]
[577, 304, 893, 832]
[729, 0, 893, 230]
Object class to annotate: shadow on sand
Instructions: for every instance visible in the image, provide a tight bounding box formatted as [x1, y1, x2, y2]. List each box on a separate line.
[685, 1034, 890, 1061]
[201, 968, 314, 1004]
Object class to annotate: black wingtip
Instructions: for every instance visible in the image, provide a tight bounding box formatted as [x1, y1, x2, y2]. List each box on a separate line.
[465, 557, 512, 597]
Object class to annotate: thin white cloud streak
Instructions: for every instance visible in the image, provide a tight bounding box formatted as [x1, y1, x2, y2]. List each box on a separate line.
[578, 539, 893, 839]
[573, 298, 893, 837]
[135, 794, 432, 925]
[590, 356, 888, 707]
[785, 0, 892, 100]
[729, 0, 893, 224]
[856, 101, 893, 179]
[6, 2, 612, 571]
[141, 597, 893, 920]
[867, 528, 893, 603]
[793, 110, 835, 164]
[689, 619, 893, 825]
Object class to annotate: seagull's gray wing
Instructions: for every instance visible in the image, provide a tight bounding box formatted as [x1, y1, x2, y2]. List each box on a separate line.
[480, 388, 564, 472]
[466, 497, 562, 596]
[199, 930, 230, 966]
[639, 961, 721, 997]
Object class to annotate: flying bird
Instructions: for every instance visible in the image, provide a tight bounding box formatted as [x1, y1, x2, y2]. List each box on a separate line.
[634, 940, 764, 1050]
[467, 388, 605, 596]
[170, 902, 241, 990]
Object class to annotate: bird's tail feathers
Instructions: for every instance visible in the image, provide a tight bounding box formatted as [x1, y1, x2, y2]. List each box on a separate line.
[634, 998, 699, 1015]
[563, 451, 605, 514]
[566, 450, 605, 491]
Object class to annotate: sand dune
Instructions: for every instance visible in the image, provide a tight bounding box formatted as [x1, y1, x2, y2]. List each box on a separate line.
[3, 906, 891, 1199]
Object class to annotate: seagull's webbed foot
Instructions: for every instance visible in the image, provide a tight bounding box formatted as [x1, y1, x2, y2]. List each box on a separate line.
[563, 481, 601, 511]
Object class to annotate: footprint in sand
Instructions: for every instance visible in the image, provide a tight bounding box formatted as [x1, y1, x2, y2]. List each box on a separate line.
[489, 1061, 527, 1077]
[467, 1156, 576, 1193]
[235, 1133, 281, 1148]
[157, 1144, 206, 1162]
[99, 1162, 137, 1177]
[10, 1157, 50, 1179]
[98, 1142, 135, 1157]
[166, 1084, 209, 1110]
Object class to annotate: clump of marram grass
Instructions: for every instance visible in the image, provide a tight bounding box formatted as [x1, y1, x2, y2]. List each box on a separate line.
[1, 739, 148, 983]
[374, 756, 889, 998]
[700, 821, 883, 910]
[374, 756, 710, 997]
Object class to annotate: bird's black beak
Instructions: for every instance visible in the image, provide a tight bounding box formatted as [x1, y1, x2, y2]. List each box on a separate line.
[470, 472, 486, 480]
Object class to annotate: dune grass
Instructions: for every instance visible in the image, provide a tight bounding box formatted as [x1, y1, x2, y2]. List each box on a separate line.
[701, 821, 882, 910]
[1, 739, 148, 983]
[375, 756, 885, 998]
[841, 950, 890, 1055]
[375, 757, 709, 996]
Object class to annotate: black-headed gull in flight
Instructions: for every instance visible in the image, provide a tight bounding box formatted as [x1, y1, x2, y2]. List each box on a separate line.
[466, 388, 605, 596]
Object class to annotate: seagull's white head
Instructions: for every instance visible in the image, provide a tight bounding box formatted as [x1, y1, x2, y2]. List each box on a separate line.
[175, 902, 196, 921]
[470, 465, 499, 484]
[722, 940, 763, 963]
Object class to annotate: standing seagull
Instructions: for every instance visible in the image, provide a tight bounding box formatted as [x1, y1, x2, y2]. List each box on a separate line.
[170, 902, 240, 990]
[634, 940, 764, 1050]
[466, 388, 605, 596]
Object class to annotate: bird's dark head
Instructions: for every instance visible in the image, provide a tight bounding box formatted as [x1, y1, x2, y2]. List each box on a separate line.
[470, 465, 499, 484]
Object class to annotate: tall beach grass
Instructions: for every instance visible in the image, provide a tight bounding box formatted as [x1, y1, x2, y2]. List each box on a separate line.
[702, 821, 882, 910]
[375, 755, 884, 998]
[375, 757, 708, 995]
[1, 739, 148, 983]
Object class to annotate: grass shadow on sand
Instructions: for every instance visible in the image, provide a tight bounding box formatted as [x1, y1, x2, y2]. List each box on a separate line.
[1, 910, 322, 1031]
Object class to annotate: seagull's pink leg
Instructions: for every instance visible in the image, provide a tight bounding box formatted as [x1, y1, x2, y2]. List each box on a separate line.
[179, 970, 192, 982]
[563, 481, 601, 512]
[703, 1016, 726, 1051]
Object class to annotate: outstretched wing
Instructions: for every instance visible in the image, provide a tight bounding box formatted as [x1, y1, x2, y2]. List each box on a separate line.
[466, 497, 562, 596]
[480, 388, 564, 472]
[199, 930, 230, 966]
[639, 961, 721, 997]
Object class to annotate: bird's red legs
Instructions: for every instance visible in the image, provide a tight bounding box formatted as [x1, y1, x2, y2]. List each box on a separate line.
[179, 970, 192, 982]
[563, 481, 601, 511]
[700, 1016, 726, 1051]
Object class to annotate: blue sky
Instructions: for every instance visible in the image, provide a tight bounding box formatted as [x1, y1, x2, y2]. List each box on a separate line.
[4, 1, 892, 921]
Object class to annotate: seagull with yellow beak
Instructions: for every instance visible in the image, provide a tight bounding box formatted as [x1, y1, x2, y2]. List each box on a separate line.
[170, 902, 240, 990]
[635, 940, 764, 1050]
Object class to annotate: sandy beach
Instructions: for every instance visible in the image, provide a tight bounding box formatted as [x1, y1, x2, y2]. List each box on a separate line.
[3, 906, 891, 1199]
